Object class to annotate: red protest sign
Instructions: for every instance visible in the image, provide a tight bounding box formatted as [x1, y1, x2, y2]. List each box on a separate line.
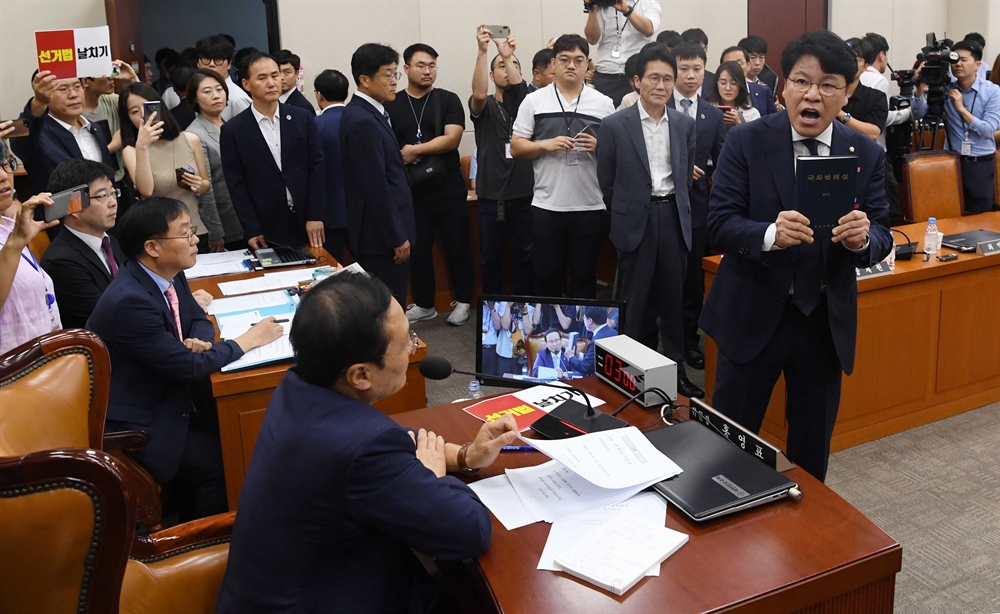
[35, 30, 77, 79]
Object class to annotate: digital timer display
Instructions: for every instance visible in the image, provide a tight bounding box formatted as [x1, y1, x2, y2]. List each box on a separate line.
[596, 345, 642, 395]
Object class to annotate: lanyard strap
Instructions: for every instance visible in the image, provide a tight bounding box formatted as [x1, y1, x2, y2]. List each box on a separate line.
[963, 89, 978, 136]
[19, 249, 55, 309]
[406, 90, 431, 143]
[554, 86, 583, 136]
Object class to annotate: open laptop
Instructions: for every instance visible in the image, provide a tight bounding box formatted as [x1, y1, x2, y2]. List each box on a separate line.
[645, 420, 798, 522]
[941, 229, 1000, 253]
[252, 243, 317, 269]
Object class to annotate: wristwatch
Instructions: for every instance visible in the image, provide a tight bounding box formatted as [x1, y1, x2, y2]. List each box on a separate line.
[623, 3, 636, 16]
[839, 112, 853, 123]
[457, 442, 479, 474]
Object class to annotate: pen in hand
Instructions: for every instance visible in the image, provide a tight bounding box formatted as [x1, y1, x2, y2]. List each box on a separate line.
[253, 318, 289, 326]
[501, 445, 536, 452]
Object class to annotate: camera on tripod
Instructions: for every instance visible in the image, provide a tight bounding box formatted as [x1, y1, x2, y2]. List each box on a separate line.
[916, 32, 960, 122]
[583, 0, 618, 12]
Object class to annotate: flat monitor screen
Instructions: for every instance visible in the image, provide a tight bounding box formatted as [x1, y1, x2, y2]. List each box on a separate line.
[476, 295, 625, 386]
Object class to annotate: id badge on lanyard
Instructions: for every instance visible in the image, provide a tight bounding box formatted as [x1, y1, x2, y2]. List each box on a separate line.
[961, 133, 972, 156]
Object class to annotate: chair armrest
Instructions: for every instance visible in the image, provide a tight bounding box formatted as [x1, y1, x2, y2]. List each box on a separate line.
[103, 430, 149, 453]
[132, 511, 236, 560]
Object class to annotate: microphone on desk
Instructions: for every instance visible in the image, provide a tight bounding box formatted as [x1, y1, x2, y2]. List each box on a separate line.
[418, 356, 628, 436]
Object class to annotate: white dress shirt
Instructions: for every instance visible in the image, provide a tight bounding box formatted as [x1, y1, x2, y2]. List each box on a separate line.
[637, 100, 674, 197]
[279, 89, 294, 103]
[319, 102, 346, 114]
[860, 65, 909, 149]
[251, 105, 295, 210]
[162, 87, 181, 110]
[592, 0, 662, 75]
[353, 91, 386, 116]
[64, 226, 111, 273]
[50, 115, 103, 163]
[222, 77, 252, 121]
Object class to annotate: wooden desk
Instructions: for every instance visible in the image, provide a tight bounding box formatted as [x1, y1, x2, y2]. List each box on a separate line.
[703, 212, 1000, 453]
[392, 378, 902, 613]
[189, 248, 429, 510]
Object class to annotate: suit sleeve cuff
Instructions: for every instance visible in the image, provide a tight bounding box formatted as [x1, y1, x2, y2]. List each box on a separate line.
[845, 234, 870, 255]
[763, 223, 783, 251]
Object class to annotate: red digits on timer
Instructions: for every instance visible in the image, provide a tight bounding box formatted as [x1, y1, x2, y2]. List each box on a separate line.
[604, 354, 637, 392]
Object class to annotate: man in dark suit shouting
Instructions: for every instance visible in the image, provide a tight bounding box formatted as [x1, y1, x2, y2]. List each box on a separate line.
[221, 52, 329, 250]
[597, 43, 702, 399]
[340, 44, 416, 307]
[700, 31, 892, 482]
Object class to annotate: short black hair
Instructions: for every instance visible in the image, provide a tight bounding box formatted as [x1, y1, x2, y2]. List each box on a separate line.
[710, 61, 750, 108]
[656, 30, 682, 48]
[350, 43, 399, 86]
[403, 43, 438, 65]
[169, 63, 197, 91]
[274, 49, 301, 70]
[672, 41, 707, 64]
[584, 306, 608, 325]
[47, 159, 115, 194]
[636, 44, 676, 80]
[196, 34, 235, 62]
[863, 32, 889, 55]
[234, 47, 259, 82]
[739, 35, 768, 55]
[290, 272, 395, 388]
[624, 54, 640, 81]
[243, 52, 278, 78]
[681, 28, 709, 47]
[846, 37, 876, 65]
[314, 69, 349, 102]
[963, 32, 986, 48]
[552, 34, 590, 58]
[117, 82, 181, 147]
[543, 328, 561, 341]
[532, 48, 555, 72]
[187, 68, 229, 111]
[721, 45, 749, 64]
[155, 47, 180, 70]
[781, 30, 858, 84]
[117, 197, 189, 258]
[953, 39, 983, 62]
[220, 34, 236, 48]
[179, 48, 199, 68]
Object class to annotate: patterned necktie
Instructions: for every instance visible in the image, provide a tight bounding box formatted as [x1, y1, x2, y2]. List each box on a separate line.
[100, 236, 118, 277]
[164, 284, 183, 340]
[383, 110, 392, 127]
[793, 138, 823, 316]
[680, 98, 693, 116]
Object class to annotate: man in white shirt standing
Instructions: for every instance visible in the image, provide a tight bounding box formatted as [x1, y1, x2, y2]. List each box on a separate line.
[858, 33, 904, 223]
[196, 35, 252, 122]
[584, 0, 661, 107]
[597, 44, 703, 398]
[511, 34, 615, 299]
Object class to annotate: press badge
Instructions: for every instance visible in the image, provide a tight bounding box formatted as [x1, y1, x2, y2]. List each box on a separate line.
[961, 140, 972, 156]
[566, 151, 579, 166]
[505, 142, 512, 159]
[611, 44, 621, 59]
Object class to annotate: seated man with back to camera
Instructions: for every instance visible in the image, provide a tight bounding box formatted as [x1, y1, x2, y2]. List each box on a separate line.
[216, 272, 519, 612]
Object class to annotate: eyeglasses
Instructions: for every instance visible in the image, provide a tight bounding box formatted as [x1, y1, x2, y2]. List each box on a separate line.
[644, 75, 674, 85]
[381, 71, 401, 82]
[90, 188, 120, 203]
[1, 156, 18, 173]
[403, 331, 419, 356]
[557, 56, 588, 67]
[200, 57, 229, 67]
[787, 77, 847, 97]
[158, 230, 198, 244]
[412, 63, 437, 73]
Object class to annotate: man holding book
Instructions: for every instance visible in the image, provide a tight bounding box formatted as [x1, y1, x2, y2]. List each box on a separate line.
[699, 31, 892, 482]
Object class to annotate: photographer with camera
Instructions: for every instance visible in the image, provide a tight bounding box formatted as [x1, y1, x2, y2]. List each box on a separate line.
[912, 40, 1000, 213]
[583, 0, 661, 107]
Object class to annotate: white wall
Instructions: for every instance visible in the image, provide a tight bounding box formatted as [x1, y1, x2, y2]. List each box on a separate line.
[948, 0, 1000, 68]
[0, 0, 107, 119]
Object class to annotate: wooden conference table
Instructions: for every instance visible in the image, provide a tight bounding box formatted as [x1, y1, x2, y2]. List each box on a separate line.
[703, 211, 1000, 454]
[189, 247, 429, 510]
[393, 377, 902, 613]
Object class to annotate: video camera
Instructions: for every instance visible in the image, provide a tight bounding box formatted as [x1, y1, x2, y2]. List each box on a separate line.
[583, 0, 618, 12]
[915, 32, 959, 122]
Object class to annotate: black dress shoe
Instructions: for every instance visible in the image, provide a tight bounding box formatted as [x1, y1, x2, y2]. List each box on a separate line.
[685, 346, 705, 370]
[677, 375, 705, 399]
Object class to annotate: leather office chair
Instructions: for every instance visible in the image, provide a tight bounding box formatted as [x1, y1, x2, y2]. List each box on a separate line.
[0, 329, 163, 530]
[0, 449, 234, 614]
[901, 150, 965, 223]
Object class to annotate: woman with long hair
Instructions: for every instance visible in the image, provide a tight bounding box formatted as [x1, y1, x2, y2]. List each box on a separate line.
[710, 61, 760, 130]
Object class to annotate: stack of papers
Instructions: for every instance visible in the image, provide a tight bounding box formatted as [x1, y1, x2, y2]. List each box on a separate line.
[209, 290, 299, 373]
[217, 261, 367, 296]
[468, 427, 682, 530]
[186, 250, 253, 279]
[206, 290, 296, 316]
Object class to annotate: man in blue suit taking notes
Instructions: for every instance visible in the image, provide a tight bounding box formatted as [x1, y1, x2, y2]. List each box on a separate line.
[87, 198, 283, 519]
[340, 44, 417, 307]
[216, 272, 518, 613]
[313, 69, 351, 261]
[700, 31, 892, 482]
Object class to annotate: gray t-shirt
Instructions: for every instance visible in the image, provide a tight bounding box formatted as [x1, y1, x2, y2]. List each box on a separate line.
[469, 94, 533, 201]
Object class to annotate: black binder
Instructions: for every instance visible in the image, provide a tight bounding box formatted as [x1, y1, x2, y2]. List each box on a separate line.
[795, 156, 858, 242]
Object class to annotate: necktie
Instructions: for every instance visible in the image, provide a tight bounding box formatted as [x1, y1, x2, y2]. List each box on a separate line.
[164, 284, 183, 340]
[793, 138, 823, 316]
[383, 110, 392, 127]
[100, 236, 118, 277]
[680, 98, 693, 116]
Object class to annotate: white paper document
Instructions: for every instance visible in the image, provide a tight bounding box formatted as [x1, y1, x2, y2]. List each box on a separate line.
[537, 492, 667, 575]
[221, 335, 293, 372]
[467, 474, 536, 531]
[206, 291, 292, 315]
[523, 426, 682, 490]
[186, 260, 249, 279]
[218, 268, 322, 296]
[505, 460, 659, 524]
[217, 311, 294, 340]
[195, 250, 252, 265]
[511, 382, 605, 410]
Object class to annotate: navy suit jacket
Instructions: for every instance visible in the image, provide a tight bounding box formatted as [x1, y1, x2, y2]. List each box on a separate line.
[313, 106, 348, 231]
[13, 103, 117, 194]
[40, 230, 124, 329]
[220, 103, 330, 245]
[668, 95, 726, 229]
[217, 369, 491, 613]
[749, 81, 778, 117]
[86, 259, 243, 482]
[597, 103, 696, 254]
[339, 96, 416, 256]
[531, 349, 571, 377]
[699, 112, 892, 374]
[283, 88, 316, 113]
[567, 324, 618, 376]
[702, 70, 716, 98]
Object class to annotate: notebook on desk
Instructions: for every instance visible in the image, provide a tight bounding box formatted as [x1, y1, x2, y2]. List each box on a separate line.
[645, 420, 798, 522]
[940, 229, 1000, 252]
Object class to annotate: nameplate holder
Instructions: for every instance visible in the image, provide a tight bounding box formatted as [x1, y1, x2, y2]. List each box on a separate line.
[855, 260, 893, 280]
[687, 398, 795, 472]
[975, 239, 1000, 256]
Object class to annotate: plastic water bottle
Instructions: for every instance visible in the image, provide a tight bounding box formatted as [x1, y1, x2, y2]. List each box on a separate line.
[468, 379, 484, 399]
[924, 217, 939, 255]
